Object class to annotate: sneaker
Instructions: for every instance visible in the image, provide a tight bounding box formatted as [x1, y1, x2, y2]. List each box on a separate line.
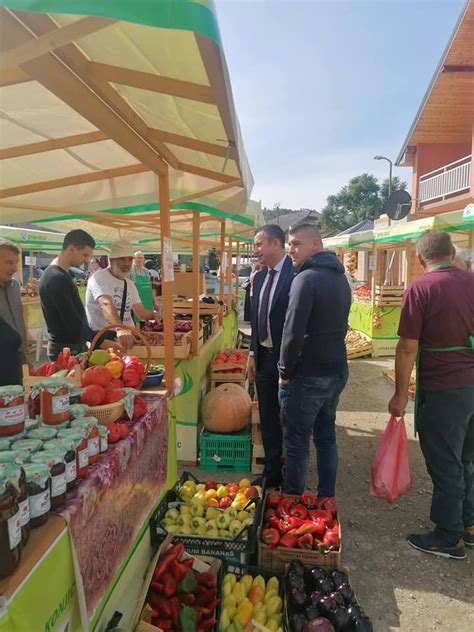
[407, 532, 466, 560]
[464, 526, 474, 547]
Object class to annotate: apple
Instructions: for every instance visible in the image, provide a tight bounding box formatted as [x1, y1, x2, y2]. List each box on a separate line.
[205, 481, 217, 491]
[195, 483, 206, 493]
[226, 483, 239, 495]
[245, 486, 259, 499]
[219, 497, 232, 509]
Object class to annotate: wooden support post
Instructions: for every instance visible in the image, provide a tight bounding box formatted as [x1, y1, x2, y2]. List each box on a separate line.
[17, 246, 23, 285]
[404, 239, 412, 290]
[192, 211, 200, 355]
[234, 241, 240, 305]
[28, 250, 34, 282]
[370, 245, 377, 310]
[226, 237, 233, 314]
[219, 221, 225, 325]
[159, 169, 175, 396]
[469, 230, 473, 252]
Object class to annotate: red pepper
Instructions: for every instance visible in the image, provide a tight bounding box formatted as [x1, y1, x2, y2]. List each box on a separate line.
[261, 527, 280, 548]
[67, 355, 78, 369]
[170, 559, 183, 583]
[155, 619, 173, 630]
[181, 593, 196, 606]
[201, 617, 217, 630]
[297, 533, 314, 549]
[196, 572, 217, 589]
[36, 362, 49, 376]
[268, 516, 288, 535]
[294, 521, 321, 536]
[318, 497, 337, 516]
[153, 596, 171, 618]
[290, 504, 308, 519]
[56, 351, 65, 370]
[300, 492, 318, 508]
[280, 529, 299, 548]
[276, 498, 294, 518]
[47, 362, 57, 376]
[195, 587, 216, 607]
[122, 367, 140, 388]
[204, 598, 218, 614]
[169, 597, 180, 627]
[308, 509, 324, 522]
[162, 573, 176, 598]
[150, 581, 164, 592]
[153, 543, 185, 579]
[266, 491, 283, 508]
[264, 507, 277, 523]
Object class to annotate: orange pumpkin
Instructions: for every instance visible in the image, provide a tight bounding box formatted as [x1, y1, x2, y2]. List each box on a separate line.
[201, 383, 252, 433]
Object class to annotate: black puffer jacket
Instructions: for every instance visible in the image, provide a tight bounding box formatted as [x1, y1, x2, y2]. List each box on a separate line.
[278, 251, 351, 379]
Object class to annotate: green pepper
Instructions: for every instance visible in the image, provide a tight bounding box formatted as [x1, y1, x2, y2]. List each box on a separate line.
[178, 571, 198, 595]
[179, 605, 197, 632]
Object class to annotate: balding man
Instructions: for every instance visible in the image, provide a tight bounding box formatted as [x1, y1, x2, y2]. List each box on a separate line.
[278, 224, 351, 498]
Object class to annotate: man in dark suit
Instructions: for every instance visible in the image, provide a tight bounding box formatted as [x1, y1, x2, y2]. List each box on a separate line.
[248, 225, 294, 486]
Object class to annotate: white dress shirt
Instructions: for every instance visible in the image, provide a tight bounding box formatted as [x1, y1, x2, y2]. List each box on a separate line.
[258, 255, 286, 348]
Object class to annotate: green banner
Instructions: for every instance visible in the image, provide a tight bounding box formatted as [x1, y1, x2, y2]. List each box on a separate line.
[349, 302, 401, 339]
[1, 529, 82, 632]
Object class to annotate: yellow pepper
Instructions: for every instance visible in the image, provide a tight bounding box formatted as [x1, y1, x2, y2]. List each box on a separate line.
[105, 360, 123, 379]
[265, 595, 282, 617]
[235, 598, 253, 627]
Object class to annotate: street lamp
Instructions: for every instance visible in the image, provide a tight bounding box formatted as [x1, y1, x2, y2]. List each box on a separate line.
[374, 155, 393, 197]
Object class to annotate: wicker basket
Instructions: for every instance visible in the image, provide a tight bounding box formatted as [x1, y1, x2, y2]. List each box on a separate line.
[84, 324, 152, 424]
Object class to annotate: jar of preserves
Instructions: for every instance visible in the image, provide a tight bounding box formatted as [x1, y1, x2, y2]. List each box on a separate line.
[27, 390, 41, 421]
[28, 425, 58, 442]
[0, 472, 21, 578]
[69, 404, 90, 420]
[23, 463, 50, 528]
[30, 452, 66, 510]
[0, 437, 13, 451]
[24, 419, 39, 433]
[71, 418, 100, 464]
[99, 426, 108, 453]
[39, 379, 71, 425]
[0, 463, 29, 545]
[0, 386, 26, 437]
[43, 440, 77, 491]
[11, 438, 42, 455]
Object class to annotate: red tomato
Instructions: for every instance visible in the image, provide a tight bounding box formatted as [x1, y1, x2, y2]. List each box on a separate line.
[81, 366, 112, 388]
[80, 384, 106, 406]
[104, 388, 125, 404]
[110, 378, 124, 388]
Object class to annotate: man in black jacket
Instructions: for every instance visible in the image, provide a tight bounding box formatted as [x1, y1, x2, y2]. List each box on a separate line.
[248, 225, 294, 486]
[279, 224, 351, 496]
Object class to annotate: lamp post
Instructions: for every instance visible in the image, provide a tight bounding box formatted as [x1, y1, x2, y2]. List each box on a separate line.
[374, 155, 393, 197]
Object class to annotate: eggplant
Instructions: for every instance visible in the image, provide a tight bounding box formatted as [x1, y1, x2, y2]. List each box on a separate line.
[330, 591, 345, 607]
[317, 594, 338, 618]
[303, 617, 335, 632]
[290, 559, 307, 577]
[336, 581, 354, 605]
[306, 605, 321, 621]
[291, 614, 309, 632]
[347, 605, 364, 621]
[315, 576, 335, 595]
[329, 606, 351, 632]
[288, 572, 307, 592]
[331, 569, 348, 587]
[310, 591, 326, 607]
[289, 586, 309, 611]
[309, 566, 327, 587]
[354, 616, 373, 632]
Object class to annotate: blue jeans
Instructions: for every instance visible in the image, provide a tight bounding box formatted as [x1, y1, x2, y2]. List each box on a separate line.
[279, 369, 348, 496]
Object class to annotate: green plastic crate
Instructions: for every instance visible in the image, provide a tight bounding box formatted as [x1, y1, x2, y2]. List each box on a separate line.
[199, 425, 252, 472]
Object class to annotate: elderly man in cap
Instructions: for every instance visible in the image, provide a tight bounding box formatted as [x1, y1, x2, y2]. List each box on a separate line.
[86, 241, 161, 350]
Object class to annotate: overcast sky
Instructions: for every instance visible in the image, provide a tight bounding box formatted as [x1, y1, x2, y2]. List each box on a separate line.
[215, 0, 465, 209]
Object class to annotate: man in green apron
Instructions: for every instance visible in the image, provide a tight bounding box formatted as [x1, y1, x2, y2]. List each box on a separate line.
[130, 251, 154, 312]
[389, 230, 474, 560]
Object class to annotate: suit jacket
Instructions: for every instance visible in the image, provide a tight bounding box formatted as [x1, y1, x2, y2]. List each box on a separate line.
[250, 255, 294, 365]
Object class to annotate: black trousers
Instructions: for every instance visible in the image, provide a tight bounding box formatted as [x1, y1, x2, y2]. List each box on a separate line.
[418, 386, 474, 543]
[255, 346, 283, 481]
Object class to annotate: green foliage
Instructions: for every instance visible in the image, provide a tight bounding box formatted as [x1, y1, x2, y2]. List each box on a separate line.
[320, 173, 407, 232]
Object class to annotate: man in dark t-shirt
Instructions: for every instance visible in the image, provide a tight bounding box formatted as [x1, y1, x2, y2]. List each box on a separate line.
[40, 230, 121, 360]
[389, 230, 474, 560]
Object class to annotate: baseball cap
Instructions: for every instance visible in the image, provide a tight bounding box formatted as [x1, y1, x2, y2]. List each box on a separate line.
[109, 241, 135, 259]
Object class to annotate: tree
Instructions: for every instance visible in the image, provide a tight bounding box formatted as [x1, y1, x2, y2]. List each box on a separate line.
[320, 173, 407, 233]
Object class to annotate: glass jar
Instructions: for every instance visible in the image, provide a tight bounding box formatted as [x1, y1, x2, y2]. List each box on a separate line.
[69, 404, 90, 420]
[99, 426, 108, 453]
[57, 428, 89, 478]
[23, 463, 50, 528]
[11, 438, 42, 456]
[0, 463, 29, 545]
[39, 380, 71, 425]
[0, 438, 13, 451]
[43, 440, 77, 491]
[0, 473, 21, 578]
[27, 390, 41, 421]
[30, 452, 66, 510]
[28, 425, 58, 442]
[71, 418, 100, 464]
[0, 386, 26, 437]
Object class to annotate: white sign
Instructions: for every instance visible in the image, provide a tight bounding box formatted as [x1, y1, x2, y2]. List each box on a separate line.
[162, 237, 174, 282]
[222, 251, 228, 272]
[463, 203, 474, 220]
[369, 255, 376, 271]
[25, 256, 36, 265]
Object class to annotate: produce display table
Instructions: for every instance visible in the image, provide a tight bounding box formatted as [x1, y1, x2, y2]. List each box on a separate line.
[349, 302, 401, 357]
[0, 393, 170, 632]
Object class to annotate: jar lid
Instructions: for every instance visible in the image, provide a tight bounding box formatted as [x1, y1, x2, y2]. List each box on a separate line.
[0, 438, 13, 451]
[54, 437, 77, 451]
[69, 404, 90, 416]
[60, 426, 88, 441]
[28, 426, 58, 441]
[23, 463, 50, 486]
[0, 385, 23, 401]
[31, 378, 73, 396]
[0, 462, 22, 493]
[24, 419, 39, 432]
[30, 451, 65, 468]
[0, 451, 18, 464]
[14, 449, 32, 464]
[42, 440, 70, 457]
[99, 426, 108, 437]
[11, 438, 43, 454]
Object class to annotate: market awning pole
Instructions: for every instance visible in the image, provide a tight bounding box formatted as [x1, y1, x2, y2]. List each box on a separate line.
[235, 241, 240, 305]
[219, 220, 225, 325]
[226, 237, 232, 314]
[192, 211, 200, 355]
[28, 250, 34, 282]
[17, 246, 23, 285]
[469, 229, 473, 252]
[371, 245, 377, 309]
[159, 169, 175, 396]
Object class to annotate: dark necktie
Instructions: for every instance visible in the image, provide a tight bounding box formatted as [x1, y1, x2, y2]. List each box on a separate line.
[258, 269, 277, 343]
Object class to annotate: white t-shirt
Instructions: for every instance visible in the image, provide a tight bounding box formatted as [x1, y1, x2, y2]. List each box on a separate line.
[86, 268, 141, 331]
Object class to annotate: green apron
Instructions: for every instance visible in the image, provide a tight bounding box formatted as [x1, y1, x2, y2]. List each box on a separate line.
[131, 269, 153, 311]
[413, 264, 474, 435]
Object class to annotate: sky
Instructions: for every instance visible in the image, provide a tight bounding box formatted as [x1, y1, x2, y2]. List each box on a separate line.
[214, 0, 466, 210]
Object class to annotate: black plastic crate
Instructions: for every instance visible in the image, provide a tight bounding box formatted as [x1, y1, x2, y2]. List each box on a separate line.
[149, 472, 265, 562]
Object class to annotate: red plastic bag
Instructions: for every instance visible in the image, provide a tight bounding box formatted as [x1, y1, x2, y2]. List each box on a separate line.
[370, 416, 412, 503]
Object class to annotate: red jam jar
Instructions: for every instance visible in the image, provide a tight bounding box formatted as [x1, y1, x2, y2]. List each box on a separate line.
[57, 429, 89, 478]
[0, 386, 26, 437]
[0, 463, 29, 545]
[0, 472, 21, 578]
[39, 380, 70, 426]
[23, 463, 50, 528]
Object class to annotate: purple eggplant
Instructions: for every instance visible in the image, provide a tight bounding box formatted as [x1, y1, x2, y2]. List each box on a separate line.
[336, 581, 354, 605]
[290, 586, 309, 611]
[317, 594, 338, 618]
[329, 606, 351, 631]
[330, 591, 345, 608]
[303, 618, 335, 632]
[347, 604, 364, 621]
[290, 559, 307, 577]
[290, 613, 309, 632]
[310, 591, 326, 607]
[330, 569, 348, 587]
[315, 577, 335, 595]
[354, 616, 373, 632]
[306, 605, 321, 621]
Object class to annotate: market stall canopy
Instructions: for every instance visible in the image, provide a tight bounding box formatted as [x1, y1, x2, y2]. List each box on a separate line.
[323, 228, 374, 251]
[0, 1, 253, 227]
[0, 224, 112, 253]
[374, 209, 474, 245]
[396, 0, 474, 166]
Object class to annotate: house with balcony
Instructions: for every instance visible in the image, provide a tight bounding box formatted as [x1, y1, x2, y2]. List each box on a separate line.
[396, 0, 474, 217]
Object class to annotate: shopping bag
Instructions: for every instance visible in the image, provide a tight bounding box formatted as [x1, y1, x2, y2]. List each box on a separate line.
[370, 415, 412, 503]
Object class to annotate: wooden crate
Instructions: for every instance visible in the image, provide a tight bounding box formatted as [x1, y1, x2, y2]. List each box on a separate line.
[22, 364, 82, 392]
[251, 456, 265, 475]
[210, 377, 248, 390]
[345, 329, 372, 359]
[133, 331, 192, 360]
